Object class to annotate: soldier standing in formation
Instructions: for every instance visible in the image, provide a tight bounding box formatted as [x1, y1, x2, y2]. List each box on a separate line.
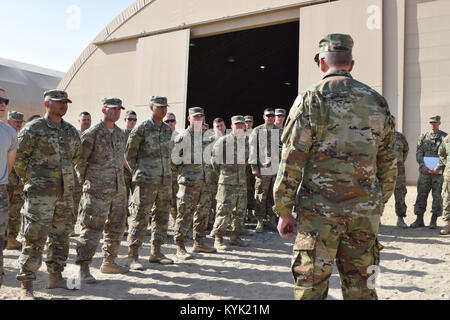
[274, 108, 287, 130]
[77, 112, 92, 137]
[123, 110, 137, 234]
[5, 111, 25, 250]
[15, 90, 81, 298]
[125, 96, 173, 270]
[172, 107, 216, 260]
[411, 116, 447, 229]
[0, 88, 18, 289]
[163, 112, 179, 225]
[274, 34, 397, 300]
[393, 131, 409, 228]
[211, 116, 249, 251]
[75, 98, 129, 284]
[244, 115, 256, 222]
[249, 108, 281, 232]
[436, 135, 450, 235]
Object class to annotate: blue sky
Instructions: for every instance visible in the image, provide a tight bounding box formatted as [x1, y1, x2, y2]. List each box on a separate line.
[1, 0, 134, 72]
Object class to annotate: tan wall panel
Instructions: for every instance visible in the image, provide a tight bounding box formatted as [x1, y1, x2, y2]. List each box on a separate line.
[109, 0, 315, 41]
[135, 29, 190, 129]
[404, 0, 450, 184]
[299, 0, 383, 93]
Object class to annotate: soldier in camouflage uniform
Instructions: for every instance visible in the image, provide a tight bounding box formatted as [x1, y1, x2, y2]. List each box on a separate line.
[249, 108, 281, 232]
[393, 131, 409, 228]
[211, 116, 249, 251]
[15, 90, 81, 299]
[172, 107, 216, 260]
[0, 88, 19, 289]
[123, 110, 137, 234]
[275, 109, 287, 130]
[411, 116, 447, 229]
[202, 123, 217, 231]
[435, 136, 450, 235]
[163, 112, 179, 226]
[244, 116, 256, 222]
[273, 34, 397, 300]
[6, 111, 25, 250]
[75, 98, 129, 284]
[125, 96, 174, 270]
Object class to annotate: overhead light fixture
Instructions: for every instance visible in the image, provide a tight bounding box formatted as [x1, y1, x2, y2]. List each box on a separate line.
[189, 42, 196, 47]
[284, 81, 292, 86]
[260, 65, 266, 70]
[227, 56, 235, 63]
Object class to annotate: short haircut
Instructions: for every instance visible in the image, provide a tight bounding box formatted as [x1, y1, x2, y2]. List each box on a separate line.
[27, 115, 41, 123]
[79, 111, 91, 117]
[165, 112, 176, 119]
[126, 110, 137, 116]
[213, 117, 224, 124]
[321, 52, 353, 68]
[264, 108, 275, 114]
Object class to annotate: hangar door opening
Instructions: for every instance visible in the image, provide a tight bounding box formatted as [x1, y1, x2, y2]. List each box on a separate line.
[187, 21, 299, 128]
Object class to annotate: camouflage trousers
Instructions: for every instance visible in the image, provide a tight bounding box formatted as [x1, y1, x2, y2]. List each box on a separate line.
[16, 192, 73, 281]
[442, 180, 450, 222]
[246, 167, 256, 211]
[213, 184, 247, 235]
[76, 191, 127, 264]
[125, 170, 133, 221]
[72, 177, 82, 226]
[394, 173, 407, 217]
[0, 185, 7, 286]
[174, 183, 210, 243]
[292, 213, 382, 300]
[7, 185, 24, 239]
[414, 173, 443, 216]
[254, 175, 276, 219]
[208, 183, 218, 228]
[170, 173, 179, 223]
[128, 183, 171, 248]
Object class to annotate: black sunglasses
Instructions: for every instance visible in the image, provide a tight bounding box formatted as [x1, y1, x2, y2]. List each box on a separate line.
[0, 97, 9, 106]
[264, 114, 275, 118]
[127, 118, 137, 121]
[165, 119, 176, 123]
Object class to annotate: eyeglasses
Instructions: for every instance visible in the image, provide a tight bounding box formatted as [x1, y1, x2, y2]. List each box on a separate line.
[264, 114, 275, 118]
[0, 97, 9, 106]
[165, 119, 176, 123]
[127, 118, 137, 122]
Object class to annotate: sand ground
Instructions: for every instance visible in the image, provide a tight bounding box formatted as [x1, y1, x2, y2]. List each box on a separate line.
[1, 186, 449, 300]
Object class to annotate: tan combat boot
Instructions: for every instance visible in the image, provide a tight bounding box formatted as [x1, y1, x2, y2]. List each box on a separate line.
[47, 272, 68, 289]
[193, 238, 216, 253]
[410, 214, 425, 228]
[396, 217, 408, 228]
[79, 262, 96, 284]
[214, 234, 229, 252]
[6, 237, 22, 250]
[149, 244, 174, 265]
[126, 247, 144, 271]
[176, 241, 193, 260]
[100, 257, 129, 274]
[429, 215, 438, 229]
[440, 221, 450, 235]
[229, 232, 249, 247]
[255, 217, 264, 233]
[20, 280, 35, 300]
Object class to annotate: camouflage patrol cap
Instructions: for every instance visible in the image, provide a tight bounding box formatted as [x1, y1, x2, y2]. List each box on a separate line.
[275, 108, 287, 116]
[102, 97, 125, 110]
[7, 110, 24, 122]
[44, 90, 72, 103]
[231, 115, 245, 124]
[189, 107, 205, 117]
[314, 33, 354, 63]
[244, 115, 254, 122]
[150, 96, 169, 107]
[429, 116, 441, 123]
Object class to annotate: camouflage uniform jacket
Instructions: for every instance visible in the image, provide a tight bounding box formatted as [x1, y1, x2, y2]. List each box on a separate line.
[394, 132, 409, 172]
[212, 133, 248, 186]
[416, 130, 448, 171]
[15, 115, 81, 196]
[248, 124, 282, 175]
[273, 70, 397, 219]
[125, 119, 172, 185]
[75, 122, 126, 194]
[8, 168, 22, 188]
[437, 136, 450, 182]
[204, 134, 219, 185]
[172, 127, 207, 185]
